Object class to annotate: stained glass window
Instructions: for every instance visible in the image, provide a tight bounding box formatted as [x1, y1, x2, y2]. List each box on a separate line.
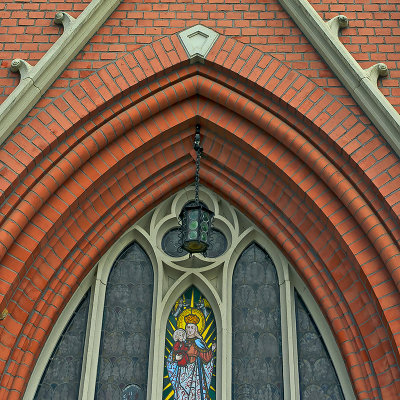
[95, 242, 153, 399]
[30, 190, 352, 399]
[34, 290, 90, 399]
[295, 291, 345, 400]
[232, 243, 283, 399]
[163, 286, 217, 400]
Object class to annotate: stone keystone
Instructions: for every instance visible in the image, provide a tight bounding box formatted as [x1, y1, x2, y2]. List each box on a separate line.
[179, 25, 219, 64]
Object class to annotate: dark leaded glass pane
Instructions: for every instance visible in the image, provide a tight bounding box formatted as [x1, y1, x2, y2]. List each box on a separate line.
[232, 243, 283, 399]
[163, 286, 217, 400]
[295, 291, 345, 400]
[34, 290, 90, 400]
[207, 229, 227, 258]
[95, 242, 154, 399]
[162, 228, 188, 257]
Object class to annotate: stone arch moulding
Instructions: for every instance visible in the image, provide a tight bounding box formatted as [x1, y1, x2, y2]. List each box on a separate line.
[0, 30, 400, 399]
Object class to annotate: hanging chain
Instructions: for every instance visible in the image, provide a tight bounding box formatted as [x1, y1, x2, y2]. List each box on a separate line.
[193, 124, 202, 205]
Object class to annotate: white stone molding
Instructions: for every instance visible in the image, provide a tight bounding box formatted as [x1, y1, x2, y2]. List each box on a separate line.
[178, 25, 219, 64]
[0, 0, 121, 146]
[282, 273, 300, 399]
[277, 0, 400, 157]
[25, 187, 355, 399]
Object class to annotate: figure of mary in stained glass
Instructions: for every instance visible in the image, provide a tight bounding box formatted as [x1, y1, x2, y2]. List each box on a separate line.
[164, 287, 217, 400]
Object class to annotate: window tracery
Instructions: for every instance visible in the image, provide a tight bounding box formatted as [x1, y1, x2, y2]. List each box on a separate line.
[28, 187, 354, 400]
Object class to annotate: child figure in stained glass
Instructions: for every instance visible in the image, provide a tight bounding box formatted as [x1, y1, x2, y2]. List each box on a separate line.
[172, 328, 189, 367]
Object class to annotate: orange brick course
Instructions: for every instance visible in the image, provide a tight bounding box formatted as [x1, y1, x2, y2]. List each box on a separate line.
[0, 6, 399, 400]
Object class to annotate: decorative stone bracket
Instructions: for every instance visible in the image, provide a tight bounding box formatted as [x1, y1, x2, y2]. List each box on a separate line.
[365, 63, 389, 85]
[1, 0, 399, 161]
[9, 12, 76, 83]
[54, 11, 76, 31]
[277, 0, 400, 157]
[0, 0, 121, 146]
[10, 59, 32, 81]
[326, 15, 349, 37]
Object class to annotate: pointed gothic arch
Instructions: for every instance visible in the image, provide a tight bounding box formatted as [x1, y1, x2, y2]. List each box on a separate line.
[0, 31, 399, 399]
[24, 187, 356, 400]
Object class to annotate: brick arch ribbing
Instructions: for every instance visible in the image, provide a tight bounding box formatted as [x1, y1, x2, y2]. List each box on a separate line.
[0, 33, 399, 399]
[0, 117, 395, 399]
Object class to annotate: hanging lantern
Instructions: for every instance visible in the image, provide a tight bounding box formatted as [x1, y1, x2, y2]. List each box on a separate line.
[179, 125, 214, 255]
[179, 201, 214, 254]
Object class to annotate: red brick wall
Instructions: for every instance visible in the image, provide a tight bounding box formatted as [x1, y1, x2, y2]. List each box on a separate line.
[0, 1, 400, 399]
[1, 0, 400, 113]
[310, 0, 400, 110]
[0, 0, 90, 101]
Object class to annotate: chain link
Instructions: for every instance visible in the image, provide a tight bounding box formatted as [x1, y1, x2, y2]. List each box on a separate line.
[194, 124, 202, 205]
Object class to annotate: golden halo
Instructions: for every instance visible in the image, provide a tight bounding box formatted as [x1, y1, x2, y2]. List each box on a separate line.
[177, 308, 205, 334]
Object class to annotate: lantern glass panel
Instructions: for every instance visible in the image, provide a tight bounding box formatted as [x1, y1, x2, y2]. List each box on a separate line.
[179, 202, 214, 254]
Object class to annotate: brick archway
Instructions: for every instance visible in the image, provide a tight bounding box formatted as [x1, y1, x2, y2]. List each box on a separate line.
[0, 32, 400, 399]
